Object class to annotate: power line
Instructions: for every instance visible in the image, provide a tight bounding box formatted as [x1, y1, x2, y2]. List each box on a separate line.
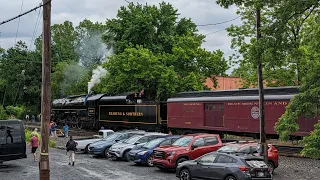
[196, 16, 240, 27]
[14, 0, 25, 45]
[0, 0, 51, 26]
[29, 7, 42, 49]
[204, 23, 240, 36]
[205, 28, 227, 36]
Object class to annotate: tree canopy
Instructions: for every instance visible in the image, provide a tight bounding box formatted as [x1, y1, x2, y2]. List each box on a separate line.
[99, 2, 228, 100]
[216, 0, 320, 158]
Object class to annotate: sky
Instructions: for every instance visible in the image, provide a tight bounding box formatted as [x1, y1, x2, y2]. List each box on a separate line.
[0, 0, 241, 73]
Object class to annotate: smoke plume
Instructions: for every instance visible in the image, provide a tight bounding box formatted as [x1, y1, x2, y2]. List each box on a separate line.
[87, 47, 113, 94]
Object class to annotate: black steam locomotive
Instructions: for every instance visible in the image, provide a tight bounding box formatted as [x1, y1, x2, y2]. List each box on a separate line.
[51, 92, 168, 132]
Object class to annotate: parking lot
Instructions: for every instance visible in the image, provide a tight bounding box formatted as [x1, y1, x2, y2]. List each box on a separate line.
[1, 148, 319, 180]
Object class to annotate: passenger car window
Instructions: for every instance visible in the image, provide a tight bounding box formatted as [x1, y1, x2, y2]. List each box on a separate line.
[0, 125, 6, 144]
[215, 155, 237, 163]
[199, 154, 217, 163]
[204, 137, 219, 146]
[159, 139, 171, 146]
[192, 138, 205, 148]
[136, 136, 149, 144]
[251, 146, 258, 153]
[239, 146, 251, 153]
[6, 124, 22, 143]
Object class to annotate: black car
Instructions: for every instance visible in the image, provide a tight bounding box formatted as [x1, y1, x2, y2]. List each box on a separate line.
[176, 152, 272, 180]
[0, 120, 27, 162]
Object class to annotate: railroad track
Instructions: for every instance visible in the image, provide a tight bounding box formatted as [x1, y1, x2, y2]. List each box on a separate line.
[273, 145, 304, 157]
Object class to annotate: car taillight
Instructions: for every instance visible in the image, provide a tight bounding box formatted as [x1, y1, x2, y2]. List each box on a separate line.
[238, 166, 250, 171]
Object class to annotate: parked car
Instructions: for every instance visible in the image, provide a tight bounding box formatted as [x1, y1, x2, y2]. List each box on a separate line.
[152, 133, 223, 170]
[74, 129, 114, 153]
[0, 120, 27, 162]
[88, 130, 145, 157]
[108, 132, 167, 161]
[217, 142, 279, 174]
[128, 135, 181, 166]
[176, 151, 273, 180]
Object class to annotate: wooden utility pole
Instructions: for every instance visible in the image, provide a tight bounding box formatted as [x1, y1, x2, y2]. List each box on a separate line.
[39, 0, 51, 179]
[256, 8, 268, 163]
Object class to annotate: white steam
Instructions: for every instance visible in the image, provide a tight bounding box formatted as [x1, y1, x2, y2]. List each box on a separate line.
[87, 47, 113, 94]
[87, 66, 107, 94]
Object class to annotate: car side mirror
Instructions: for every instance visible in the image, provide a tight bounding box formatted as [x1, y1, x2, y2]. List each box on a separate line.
[191, 145, 197, 150]
[115, 139, 120, 142]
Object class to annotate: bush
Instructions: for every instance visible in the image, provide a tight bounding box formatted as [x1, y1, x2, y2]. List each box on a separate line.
[0, 106, 8, 120]
[299, 121, 320, 159]
[6, 105, 25, 119]
[49, 140, 56, 148]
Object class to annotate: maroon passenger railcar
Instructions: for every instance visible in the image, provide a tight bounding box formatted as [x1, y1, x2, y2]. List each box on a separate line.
[167, 86, 317, 138]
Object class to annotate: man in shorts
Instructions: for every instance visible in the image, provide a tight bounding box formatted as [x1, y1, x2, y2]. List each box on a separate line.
[30, 134, 39, 161]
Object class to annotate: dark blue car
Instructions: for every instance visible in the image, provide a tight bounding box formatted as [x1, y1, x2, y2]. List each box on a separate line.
[128, 135, 181, 166]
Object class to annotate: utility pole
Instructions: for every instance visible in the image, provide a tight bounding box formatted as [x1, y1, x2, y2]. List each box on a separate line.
[39, 0, 51, 179]
[256, 8, 268, 163]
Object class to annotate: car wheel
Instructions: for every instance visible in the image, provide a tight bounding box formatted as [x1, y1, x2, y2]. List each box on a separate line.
[179, 168, 191, 180]
[104, 148, 109, 158]
[224, 175, 237, 180]
[123, 151, 130, 162]
[268, 161, 275, 174]
[176, 158, 187, 168]
[146, 155, 153, 167]
[84, 144, 90, 154]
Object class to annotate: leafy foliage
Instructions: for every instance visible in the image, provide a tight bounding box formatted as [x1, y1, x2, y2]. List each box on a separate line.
[0, 106, 8, 120]
[299, 121, 320, 158]
[100, 2, 228, 100]
[216, 0, 320, 158]
[6, 105, 25, 119]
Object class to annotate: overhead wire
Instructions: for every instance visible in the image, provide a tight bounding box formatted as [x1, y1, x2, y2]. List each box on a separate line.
[196, 16, 240, 27]
[0, 0, 51, 26]
[14, 0, 25, 45]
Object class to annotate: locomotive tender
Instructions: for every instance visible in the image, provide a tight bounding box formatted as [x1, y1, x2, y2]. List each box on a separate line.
[51, 86, 317, 138]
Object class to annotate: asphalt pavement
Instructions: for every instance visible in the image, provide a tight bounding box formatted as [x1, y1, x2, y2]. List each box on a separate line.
[1, 148, 319, 180]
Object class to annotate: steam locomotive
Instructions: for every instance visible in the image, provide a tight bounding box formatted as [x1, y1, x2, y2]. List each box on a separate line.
[51, 92, 168, 132]
[51, 86, 318, 137]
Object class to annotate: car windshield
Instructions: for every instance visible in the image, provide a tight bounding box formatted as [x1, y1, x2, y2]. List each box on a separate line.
[124, 135, 142, 144]
[217, 145, 239, 152]
[143, 138, 165, 149]
[103, 133, 120, 141]
[172, 136, 193, 147]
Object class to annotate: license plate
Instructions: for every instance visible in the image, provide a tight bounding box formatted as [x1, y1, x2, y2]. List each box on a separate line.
[257, 172, 265, 177]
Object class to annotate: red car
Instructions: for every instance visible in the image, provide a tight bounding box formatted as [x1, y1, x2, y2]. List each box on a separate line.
[152, 133, 223, 170]
[217, 142, 279, 174]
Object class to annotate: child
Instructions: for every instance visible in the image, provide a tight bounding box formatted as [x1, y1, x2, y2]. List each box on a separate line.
[29, 134, 39, 161]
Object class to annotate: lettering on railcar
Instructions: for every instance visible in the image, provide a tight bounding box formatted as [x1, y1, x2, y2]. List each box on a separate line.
[108, 112, 144, 116]
[227, 101, 288, 106]
[185, 121, 192, 124]
[183, 103, 201, 106]
[182, 109, 194, 112]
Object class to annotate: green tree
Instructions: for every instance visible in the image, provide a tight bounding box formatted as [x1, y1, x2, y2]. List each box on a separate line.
[217, 0, 320, 87]
[99, 2, 228, 100]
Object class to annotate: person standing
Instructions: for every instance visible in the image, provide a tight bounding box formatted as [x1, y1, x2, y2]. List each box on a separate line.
[51, 122, 57, 138]
[49, 121, 53, 136]
[29, 134, 39, 161]
[66, 136, 77, 166]
[63, 124, 69, 137]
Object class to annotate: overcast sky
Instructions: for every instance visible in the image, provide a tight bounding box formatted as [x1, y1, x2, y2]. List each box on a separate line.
[0, 0, 241, 73]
